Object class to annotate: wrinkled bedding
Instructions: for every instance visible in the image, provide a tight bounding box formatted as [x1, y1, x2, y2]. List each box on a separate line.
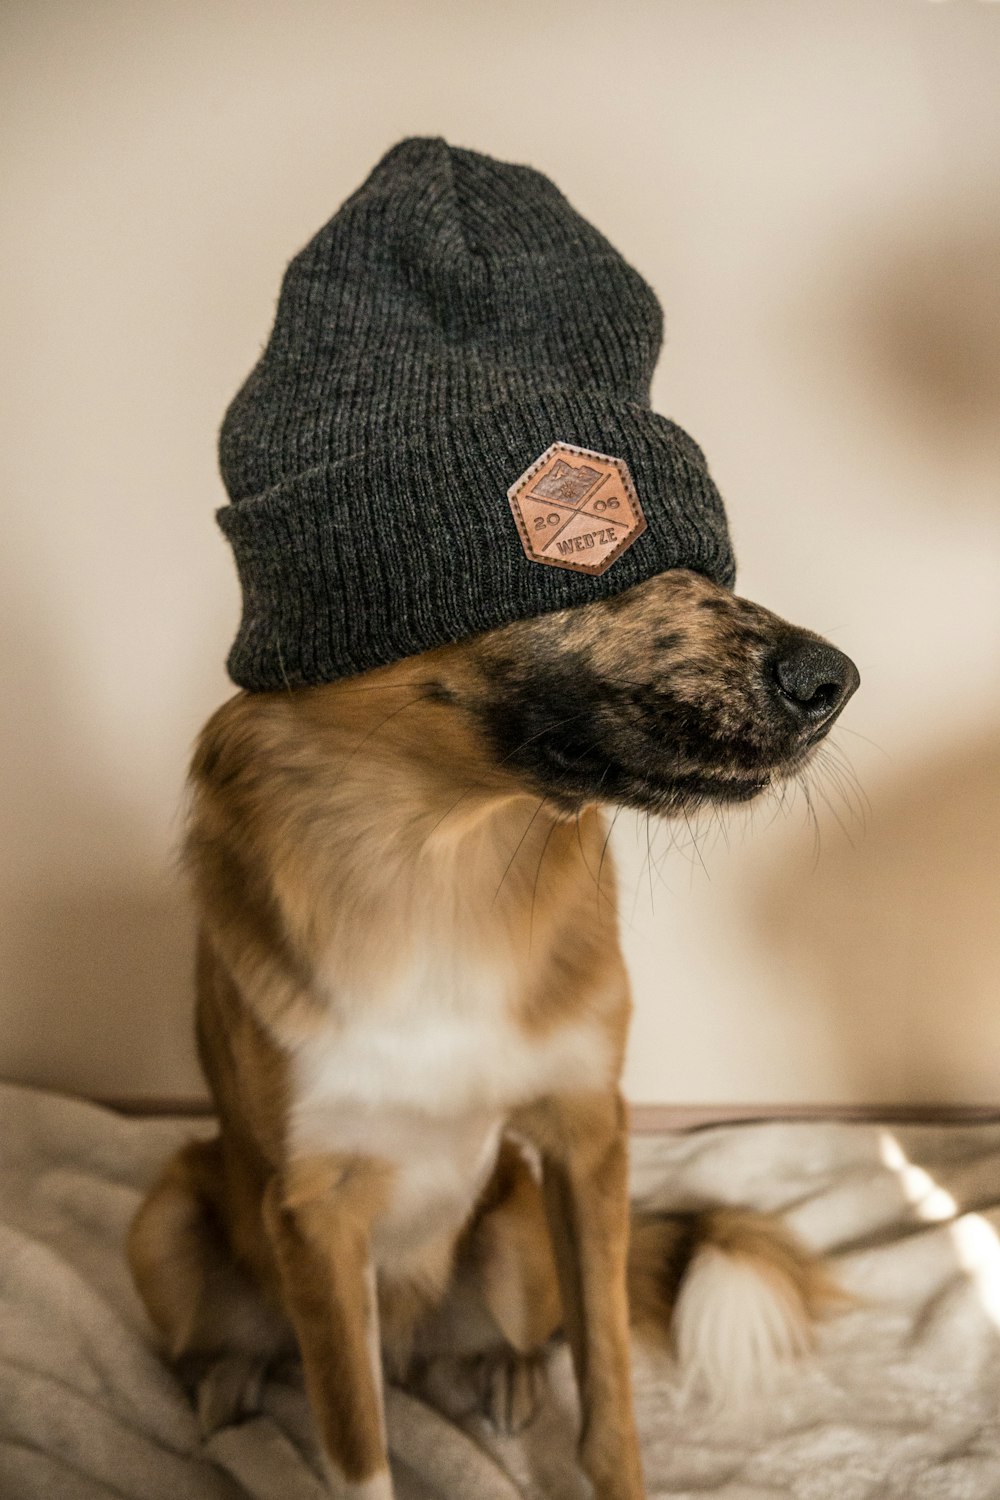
[1, 1080, 999, 1499]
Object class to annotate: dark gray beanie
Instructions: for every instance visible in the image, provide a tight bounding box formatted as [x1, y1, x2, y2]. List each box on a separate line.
[218, 137, 735, 690]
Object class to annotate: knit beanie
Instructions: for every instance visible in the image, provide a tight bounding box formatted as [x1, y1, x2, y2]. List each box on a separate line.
[217, 137, 735, 690]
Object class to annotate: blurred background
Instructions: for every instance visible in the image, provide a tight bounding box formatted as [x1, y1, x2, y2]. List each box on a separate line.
[1, 0, 998, 1111]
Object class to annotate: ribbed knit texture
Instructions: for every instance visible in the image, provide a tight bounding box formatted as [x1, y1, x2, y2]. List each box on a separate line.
[218, 137, 735, 690]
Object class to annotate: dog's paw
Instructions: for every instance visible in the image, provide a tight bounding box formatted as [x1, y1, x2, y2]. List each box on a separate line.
[472, 1350, 546, 1436]
[179, 1352, 269, 1437]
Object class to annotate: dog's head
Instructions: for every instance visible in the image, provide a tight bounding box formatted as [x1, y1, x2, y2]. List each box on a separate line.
[420, 569, 859, 818]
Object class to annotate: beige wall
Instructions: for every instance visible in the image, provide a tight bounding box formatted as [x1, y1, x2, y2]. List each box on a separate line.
[2, 0, 998, 1106]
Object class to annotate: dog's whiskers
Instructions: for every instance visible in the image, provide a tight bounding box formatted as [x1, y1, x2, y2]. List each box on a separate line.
[596, 804, 625, 915]
[339, 692, 435, 772]
[528, 815, 560, 956]
[795, 770, 823, 869]
[816, 737, 871, 826]
[423, 709, 595, 846]
[572, 804, 620, 921]
[810, 775, 856, 848]
[680, 808, 711, 882]
[494, 797, 550, 904]
[837, 724, 891, 761]
[555, 754, 622, 919]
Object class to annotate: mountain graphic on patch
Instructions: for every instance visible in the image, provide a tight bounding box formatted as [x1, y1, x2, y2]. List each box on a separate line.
[529, 459, 603, 504]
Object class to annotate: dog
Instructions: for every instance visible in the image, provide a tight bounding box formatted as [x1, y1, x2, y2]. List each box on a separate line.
[128, 565, 857, 1499]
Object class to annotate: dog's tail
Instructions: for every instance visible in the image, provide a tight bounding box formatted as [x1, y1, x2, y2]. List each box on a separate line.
[627, 1205, 845, 1406]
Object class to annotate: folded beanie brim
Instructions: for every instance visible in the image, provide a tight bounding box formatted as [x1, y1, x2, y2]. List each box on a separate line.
[219, 389, 735, 690]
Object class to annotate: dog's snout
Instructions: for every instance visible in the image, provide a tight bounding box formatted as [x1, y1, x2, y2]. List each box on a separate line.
[771, 638, 860, 732]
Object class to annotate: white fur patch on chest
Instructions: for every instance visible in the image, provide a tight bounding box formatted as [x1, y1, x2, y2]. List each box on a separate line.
[294, 945, 611, 1122]
[285, 947, 612, 1258]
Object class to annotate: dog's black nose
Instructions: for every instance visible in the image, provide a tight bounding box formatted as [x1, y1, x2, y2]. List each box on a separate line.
[771, 638, 860, 731]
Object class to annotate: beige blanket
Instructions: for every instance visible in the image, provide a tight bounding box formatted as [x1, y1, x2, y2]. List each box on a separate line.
[1, 1081, 998, 1499]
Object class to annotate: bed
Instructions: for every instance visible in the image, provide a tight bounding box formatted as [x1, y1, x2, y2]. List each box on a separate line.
[2, 1081, 998, 1499]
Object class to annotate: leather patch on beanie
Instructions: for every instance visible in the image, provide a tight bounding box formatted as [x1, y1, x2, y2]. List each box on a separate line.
[508, 442, 647, 576]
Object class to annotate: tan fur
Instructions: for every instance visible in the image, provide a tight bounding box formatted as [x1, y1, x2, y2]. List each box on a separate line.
[128, 570, 844, 1498]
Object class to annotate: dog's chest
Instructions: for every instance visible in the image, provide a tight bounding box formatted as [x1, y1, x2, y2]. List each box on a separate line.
[286, 946, 611, 1256]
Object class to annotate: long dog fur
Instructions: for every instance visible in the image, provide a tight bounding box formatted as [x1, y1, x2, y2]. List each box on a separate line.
[129, 568, 847, 1498]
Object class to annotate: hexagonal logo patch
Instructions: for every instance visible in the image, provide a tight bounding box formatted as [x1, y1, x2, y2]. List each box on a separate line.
[507, 442, 646, 576]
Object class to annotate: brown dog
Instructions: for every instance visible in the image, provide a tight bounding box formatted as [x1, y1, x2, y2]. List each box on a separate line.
[128, 567, 857, 1499]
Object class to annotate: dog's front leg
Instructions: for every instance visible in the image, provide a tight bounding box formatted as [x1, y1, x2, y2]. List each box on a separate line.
[263, 1155, 394, 1499]
[522, 1090, 645, 1500]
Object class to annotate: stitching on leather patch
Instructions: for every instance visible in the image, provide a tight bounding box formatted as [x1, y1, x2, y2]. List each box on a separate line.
[507, 442, 647, 576]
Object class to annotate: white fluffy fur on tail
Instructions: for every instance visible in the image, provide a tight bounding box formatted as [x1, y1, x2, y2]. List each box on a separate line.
[628, 1206, 844, 1408]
